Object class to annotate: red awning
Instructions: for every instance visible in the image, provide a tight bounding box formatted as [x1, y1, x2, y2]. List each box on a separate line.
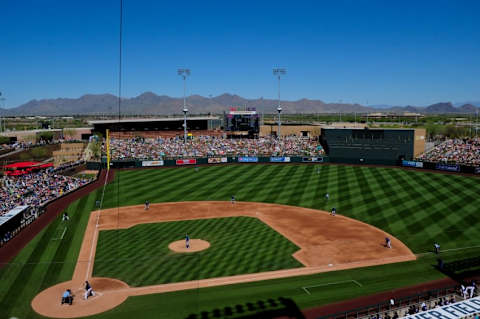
[3, 161, 41, 169]
[6, 170, 25, 176]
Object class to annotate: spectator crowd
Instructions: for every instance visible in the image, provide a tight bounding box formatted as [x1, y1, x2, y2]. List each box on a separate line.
[417, 138, 480, 166]
[0, 169, 91, 215]
[106, 136, 324, 160]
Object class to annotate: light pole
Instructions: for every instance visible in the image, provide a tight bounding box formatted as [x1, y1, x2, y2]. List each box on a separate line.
[273, 68, 286, 138]
[177, 68, 190, 143]
[0, 92, 5, 133]
[476, 110, 479, 138]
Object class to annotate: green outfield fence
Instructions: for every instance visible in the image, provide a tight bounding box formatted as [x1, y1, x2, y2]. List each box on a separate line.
[90, 155, 329, 169]
[85, 155, 480, 177]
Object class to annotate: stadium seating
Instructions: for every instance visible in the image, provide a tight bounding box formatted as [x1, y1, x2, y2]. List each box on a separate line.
[106, 135, 324, 160]
[417, 138, 480, 166]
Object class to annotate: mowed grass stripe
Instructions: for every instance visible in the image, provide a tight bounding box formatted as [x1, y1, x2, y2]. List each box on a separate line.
[5, 164, 480, 319]
[94, 217, 302, 286]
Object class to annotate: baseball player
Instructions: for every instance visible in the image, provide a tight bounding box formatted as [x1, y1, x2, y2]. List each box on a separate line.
[84, 281, 95, 300]
[185, 234, 190, 249]
[325, 193, 330, 201]
[331, 207, 336, 216]
[145, 200, 150, 211]
[385, 237, 391, 248]
[231, 195, 235, 205]
[434, 242, 440, 254]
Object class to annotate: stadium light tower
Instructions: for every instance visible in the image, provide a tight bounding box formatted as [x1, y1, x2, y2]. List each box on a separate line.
[273, 68, 286, 138]
[0, 92, 5, 133]
[177, 68, 190, 143]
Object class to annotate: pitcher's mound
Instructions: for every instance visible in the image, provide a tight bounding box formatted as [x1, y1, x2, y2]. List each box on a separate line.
[168, 239, 210, 253]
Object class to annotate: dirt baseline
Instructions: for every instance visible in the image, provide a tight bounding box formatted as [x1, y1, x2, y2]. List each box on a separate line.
[32, 201, 415, 318]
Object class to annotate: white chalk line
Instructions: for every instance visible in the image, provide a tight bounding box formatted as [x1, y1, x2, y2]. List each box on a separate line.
[301, 280, 362, 295]
[51, 226, 67, 241]
[85, 169, 110, 281]
[416, 244, 480, 257]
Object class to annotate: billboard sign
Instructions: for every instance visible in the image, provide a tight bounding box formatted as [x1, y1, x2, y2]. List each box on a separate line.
[402, 160, 423, 168]
[436, 163, 460, 172]
[302, 157, 324, 163]
[176, 159, 197, 165]
[208, 157, 228, 164]
[238, 157, 258, 163]
[475, 167, 480, 174]
[270, 157, 291, 163]
[404, 296, 480, 319]
[142, 160, 164, 167]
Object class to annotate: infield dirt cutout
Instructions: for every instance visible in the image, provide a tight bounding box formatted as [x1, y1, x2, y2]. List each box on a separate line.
[168, 239, 210, 253]
[32, 201, 416, 318]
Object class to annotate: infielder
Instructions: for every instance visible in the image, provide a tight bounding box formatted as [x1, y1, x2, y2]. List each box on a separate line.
[385, 237, 391, 248]
[185, 234, 190, 249]
[145, 200, 150, 211]
[331, 207, 336, 216]
[231, 195, 235, 204]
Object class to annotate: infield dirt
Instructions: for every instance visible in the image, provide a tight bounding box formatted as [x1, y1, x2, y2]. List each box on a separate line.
[32, 201, 415, 318]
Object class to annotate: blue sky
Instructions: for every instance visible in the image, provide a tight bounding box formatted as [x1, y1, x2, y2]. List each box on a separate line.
[1, 0, 480, 108]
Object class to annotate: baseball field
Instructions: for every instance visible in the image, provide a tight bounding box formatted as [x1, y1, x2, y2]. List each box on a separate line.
[2, 164, 480, 318]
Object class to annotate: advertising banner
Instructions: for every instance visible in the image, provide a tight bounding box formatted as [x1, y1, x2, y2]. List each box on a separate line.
[208, 157, 228, 164]
[270, 157, 291, 163]
[404, 296, 480, 319]
[302, 157, 324, 163]
[238, 157, 258, 163]
[142, 160, 164, 167]
[436, 163, 460, 172]
[176, 159, 197, 165]
[402, 160, 424, 168]
[475, 167, 480, 174]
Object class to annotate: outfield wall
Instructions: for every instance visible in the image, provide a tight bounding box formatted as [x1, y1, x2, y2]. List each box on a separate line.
[86, 155, 480, 177]
[94, 156, 329, 169]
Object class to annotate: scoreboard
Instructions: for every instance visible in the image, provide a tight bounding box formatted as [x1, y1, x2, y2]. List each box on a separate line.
[224, 107, 259, 137]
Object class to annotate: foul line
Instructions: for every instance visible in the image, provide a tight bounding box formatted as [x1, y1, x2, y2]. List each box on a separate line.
[51, 227, 67, 241]
[416, 244, 480, 257]
[302, 280, 362, 295]
[85, 169, 110, 281]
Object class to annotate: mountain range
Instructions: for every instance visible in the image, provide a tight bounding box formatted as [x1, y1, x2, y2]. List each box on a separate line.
[0, 93, 479, 116]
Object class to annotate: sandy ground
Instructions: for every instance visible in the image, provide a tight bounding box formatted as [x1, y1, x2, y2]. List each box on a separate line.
[32, 201, 416, 318]
[168, 239, 210, 253]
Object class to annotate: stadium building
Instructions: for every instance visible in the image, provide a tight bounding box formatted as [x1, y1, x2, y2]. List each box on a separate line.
[321, 127, 426, 165]
[89, 116, 223, 138]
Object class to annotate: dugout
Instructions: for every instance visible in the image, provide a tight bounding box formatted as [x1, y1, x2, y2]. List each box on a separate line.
[0, 205, 29, 240]
[321, 128, 426, 165]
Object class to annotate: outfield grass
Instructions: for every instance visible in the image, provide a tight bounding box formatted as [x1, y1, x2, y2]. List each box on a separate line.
[1, 164, 480, 319]
[94, 217, 302, 286]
